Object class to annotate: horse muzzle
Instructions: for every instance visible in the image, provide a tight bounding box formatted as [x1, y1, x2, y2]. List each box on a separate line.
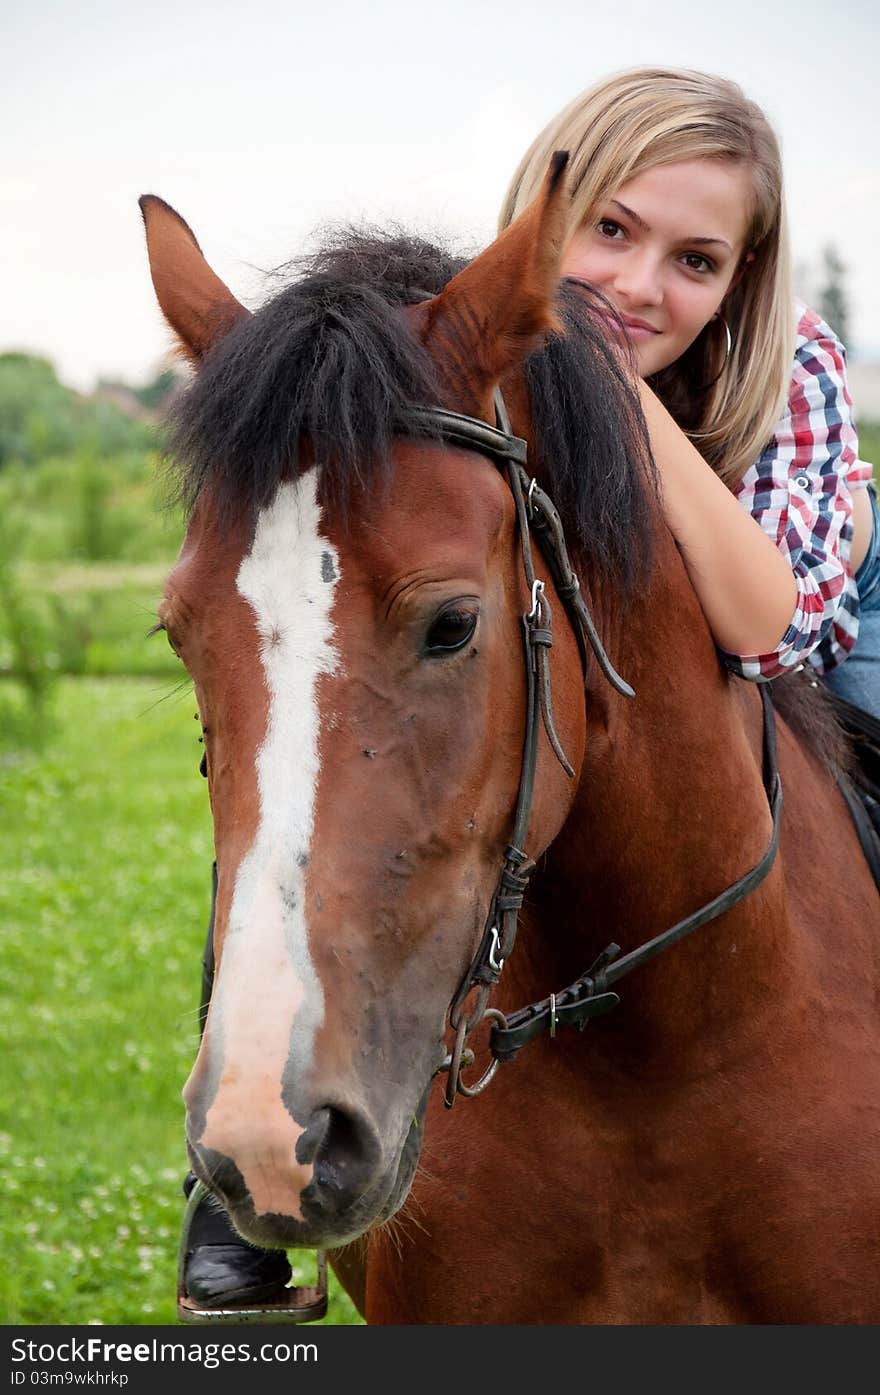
[186, 1095, 421, 1248]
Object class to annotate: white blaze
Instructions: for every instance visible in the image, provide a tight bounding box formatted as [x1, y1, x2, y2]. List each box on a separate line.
[200, 473, 339, 1219]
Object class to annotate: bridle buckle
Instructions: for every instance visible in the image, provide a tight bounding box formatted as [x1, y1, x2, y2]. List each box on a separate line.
[527, 578, 545, 621]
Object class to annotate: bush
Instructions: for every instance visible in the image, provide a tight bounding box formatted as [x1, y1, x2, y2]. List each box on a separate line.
[0, 524, 59, 733]
[68, 451, 115, 561]
[0, 449, 183, 566]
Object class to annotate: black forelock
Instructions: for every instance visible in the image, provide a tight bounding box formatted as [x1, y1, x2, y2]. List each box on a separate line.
[165, 229, 656, 589]
[523, 279, 657, 587]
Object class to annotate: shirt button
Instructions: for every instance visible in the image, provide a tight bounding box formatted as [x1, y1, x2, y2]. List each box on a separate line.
[794, 475, 810, 488]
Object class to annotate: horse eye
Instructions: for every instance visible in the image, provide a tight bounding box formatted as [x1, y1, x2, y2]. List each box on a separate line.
[161, 627, 182, 658]
[424, 605, 478, 655]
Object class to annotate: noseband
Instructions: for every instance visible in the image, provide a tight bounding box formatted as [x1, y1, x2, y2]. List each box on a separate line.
[411, 391, 782, 1106]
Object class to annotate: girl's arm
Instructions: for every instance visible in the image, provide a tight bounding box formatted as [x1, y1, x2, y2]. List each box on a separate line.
[639, 307, 865, 680]
[638, 380, 798, 658]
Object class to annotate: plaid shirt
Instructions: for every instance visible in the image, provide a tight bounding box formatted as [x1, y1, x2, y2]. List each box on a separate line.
[721, 303, 872, 681]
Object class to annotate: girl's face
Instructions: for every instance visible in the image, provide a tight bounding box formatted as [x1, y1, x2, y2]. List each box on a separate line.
[559, 158, 753, 377]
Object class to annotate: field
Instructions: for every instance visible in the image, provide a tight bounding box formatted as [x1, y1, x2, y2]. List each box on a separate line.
[0, 675, 361, 1325]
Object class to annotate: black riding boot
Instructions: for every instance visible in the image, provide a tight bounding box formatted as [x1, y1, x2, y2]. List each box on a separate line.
[181, 863, 292, 1306]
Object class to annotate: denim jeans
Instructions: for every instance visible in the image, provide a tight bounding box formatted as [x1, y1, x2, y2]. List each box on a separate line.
[823, 480, 880, 719]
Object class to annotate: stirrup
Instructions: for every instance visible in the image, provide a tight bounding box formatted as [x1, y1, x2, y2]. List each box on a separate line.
[176, 1181, 328, 1324]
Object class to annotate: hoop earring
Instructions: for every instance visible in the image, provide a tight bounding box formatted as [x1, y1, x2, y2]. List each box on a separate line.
[696, 315, 733, 392]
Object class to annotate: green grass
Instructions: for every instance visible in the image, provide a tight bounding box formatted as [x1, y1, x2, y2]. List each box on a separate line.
[0, 676, 362, 1325]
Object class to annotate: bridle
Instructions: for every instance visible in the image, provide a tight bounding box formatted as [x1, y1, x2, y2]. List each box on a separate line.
[412, 391, 783, 1107]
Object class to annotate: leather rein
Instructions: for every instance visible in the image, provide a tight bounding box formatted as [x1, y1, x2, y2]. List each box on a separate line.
[412, 392, 783, 1107]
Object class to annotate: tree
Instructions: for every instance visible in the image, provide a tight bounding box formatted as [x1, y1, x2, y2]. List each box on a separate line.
[0, 353, 155, 468]
[817, 246, 850, 348]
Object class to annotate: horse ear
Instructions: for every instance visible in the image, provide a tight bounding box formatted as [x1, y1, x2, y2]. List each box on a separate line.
[139, 195, 250, 362]
[414, 152, 569, 408]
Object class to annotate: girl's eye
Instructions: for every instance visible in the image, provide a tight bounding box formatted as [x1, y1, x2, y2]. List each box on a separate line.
[682, 252, 714, 274]
[597, 219, 624, 240]
[424, 605, 478, 656]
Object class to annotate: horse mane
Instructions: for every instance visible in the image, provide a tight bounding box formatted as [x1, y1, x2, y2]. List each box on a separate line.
[166, 229, 656, 590]
[770, 665, 855, 779]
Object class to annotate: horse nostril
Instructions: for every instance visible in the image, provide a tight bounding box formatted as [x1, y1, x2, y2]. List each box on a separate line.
[299, 1104, 382, 1210]
[314, 1110, 366, 1196]
[295, 1107, 333, 1167]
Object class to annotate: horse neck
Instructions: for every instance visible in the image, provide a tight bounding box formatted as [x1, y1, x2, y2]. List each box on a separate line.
[511, 521, 794, 1061]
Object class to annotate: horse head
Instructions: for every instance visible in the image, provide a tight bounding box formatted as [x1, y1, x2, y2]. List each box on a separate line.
[141, 160, 640, 1249]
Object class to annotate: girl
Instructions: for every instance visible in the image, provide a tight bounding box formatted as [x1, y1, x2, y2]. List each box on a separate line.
[500, 67, 878, 716]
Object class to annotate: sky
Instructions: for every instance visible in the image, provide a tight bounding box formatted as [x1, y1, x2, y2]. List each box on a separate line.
[2, 0, 878, 392]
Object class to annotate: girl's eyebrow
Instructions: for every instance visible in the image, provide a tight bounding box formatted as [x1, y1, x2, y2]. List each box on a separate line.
[609, 199, 732, 252]
[610, 199, 650, 231]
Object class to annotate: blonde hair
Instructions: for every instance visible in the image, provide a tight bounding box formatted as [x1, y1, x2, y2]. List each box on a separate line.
[499, 68, 794, 487]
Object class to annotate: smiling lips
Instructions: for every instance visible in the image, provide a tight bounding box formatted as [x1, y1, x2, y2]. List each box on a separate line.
[618, 313, 661, 339]
[594, 308, 661, 342]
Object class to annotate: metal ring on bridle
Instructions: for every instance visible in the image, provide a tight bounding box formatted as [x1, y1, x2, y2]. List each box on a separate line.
[444, 1018, 470, 1107]
[454, 1008, 509, 1100]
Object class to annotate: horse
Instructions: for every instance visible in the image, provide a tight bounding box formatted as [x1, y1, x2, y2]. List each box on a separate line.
[140, 156, 880, 1324]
